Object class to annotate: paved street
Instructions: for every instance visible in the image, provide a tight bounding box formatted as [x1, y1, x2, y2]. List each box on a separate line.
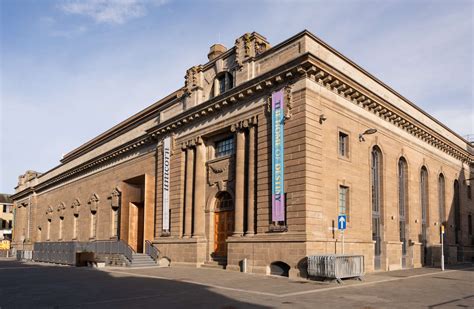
[0, 259, 473, 308]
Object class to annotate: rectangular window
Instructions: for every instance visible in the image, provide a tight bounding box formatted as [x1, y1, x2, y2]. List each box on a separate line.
[73, 215, 78, 239]
[47, 219, 51, 241]
[90, 212, 97, 238]
[338, 132, 349, 158]
[8, 221, 12, 229]
[59, 217, 63, 240]
[215, 137, 235, 158]
[468, 185, 472, 200]
[2, 205, 6, 213]
[112, 208, 119, 237]
[339, 185, 350, 222]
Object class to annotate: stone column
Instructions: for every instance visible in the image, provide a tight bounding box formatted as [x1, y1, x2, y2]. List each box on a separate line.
[193, 139, 206, 237]
[234, 129, 245, 236]
[184, 146, 194, 237]
[246, 124, 255, 236]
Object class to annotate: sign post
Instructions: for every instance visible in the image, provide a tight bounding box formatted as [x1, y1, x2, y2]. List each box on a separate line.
[338, 214, 347, 254]
[441, 224, 445, 271]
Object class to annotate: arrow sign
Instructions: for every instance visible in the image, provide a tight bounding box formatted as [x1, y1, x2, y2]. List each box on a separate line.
[338, 214, 347, 230]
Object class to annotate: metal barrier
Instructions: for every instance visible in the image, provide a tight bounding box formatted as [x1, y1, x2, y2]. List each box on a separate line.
[307, 255, 364, 283]
[32, 240, 135, 265]
[145, 240, 160, 261]
[16, 250, 33, 261]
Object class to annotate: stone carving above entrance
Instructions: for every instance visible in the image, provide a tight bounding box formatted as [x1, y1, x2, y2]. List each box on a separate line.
[207, 156, 234, 192]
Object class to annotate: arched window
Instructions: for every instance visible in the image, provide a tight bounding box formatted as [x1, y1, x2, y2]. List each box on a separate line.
[454, 180, 460, 244]
[438, 174, 446, 225]
[420, 166, 429, 265]
[420, 167, 429, 227]
[371, 146, 383, 270]
[215, 191, 233, 211]
[213, 72, 233, 97]
[398, 158, 408, 259]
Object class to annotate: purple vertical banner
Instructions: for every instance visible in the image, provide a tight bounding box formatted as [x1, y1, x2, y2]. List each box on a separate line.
[271, 89, 285, 222]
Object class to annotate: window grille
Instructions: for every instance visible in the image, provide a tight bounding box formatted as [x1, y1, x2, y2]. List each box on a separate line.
[338, 185, 349, 222]
[215, 137, 235, 158]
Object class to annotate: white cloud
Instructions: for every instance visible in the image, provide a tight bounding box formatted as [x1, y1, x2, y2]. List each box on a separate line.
[58, 0, 167, 24]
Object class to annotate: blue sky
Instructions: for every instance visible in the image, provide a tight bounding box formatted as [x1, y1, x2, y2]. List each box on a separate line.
[1, 0, 473, 193]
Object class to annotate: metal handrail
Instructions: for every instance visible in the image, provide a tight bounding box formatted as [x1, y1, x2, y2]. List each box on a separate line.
[145, 240, 159, 261]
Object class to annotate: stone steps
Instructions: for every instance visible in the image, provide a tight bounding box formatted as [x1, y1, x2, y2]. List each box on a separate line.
[130, 253, 156, 267]
[201, 257, 227, 270]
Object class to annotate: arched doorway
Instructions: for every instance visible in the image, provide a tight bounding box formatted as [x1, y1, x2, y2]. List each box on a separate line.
[213, 191, 234, 257]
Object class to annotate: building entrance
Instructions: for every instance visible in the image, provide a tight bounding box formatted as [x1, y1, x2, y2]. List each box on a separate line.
[213, 192, 234, 257]
[129, 202, 144, 253]
[123, 175, 146, 254]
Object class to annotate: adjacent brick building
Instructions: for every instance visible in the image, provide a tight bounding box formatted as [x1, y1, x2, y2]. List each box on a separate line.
[11, 30, 474, 276]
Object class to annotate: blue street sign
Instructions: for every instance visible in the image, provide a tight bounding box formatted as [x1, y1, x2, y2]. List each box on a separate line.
[338, 215, 347, 230]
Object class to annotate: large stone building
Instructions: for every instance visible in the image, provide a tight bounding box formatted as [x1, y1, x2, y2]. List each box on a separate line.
[11, 30, 473, 276]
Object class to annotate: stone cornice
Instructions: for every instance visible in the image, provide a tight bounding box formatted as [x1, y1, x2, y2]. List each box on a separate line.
[304, 58, 473, 164]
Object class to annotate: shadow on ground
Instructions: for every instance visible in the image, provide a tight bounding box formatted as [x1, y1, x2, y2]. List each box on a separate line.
[0, 261, 269, 308]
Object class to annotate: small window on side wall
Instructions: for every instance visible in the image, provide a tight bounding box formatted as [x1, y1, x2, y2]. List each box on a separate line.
[338, 132, 349, 158]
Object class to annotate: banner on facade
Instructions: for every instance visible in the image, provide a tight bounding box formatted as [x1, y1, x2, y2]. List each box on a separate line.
[271, 89, 285, 222]
[162, 136, 171, 231]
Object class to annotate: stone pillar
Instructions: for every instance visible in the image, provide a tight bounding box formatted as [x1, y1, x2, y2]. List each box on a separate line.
[184, 147, 194, 237]
[193, 140, 206, 237]
[234, 129, 245, 236]
[246, 125, 255, 236]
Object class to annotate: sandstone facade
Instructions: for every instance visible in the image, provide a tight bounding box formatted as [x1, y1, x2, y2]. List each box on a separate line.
[12, 31, 474, 276]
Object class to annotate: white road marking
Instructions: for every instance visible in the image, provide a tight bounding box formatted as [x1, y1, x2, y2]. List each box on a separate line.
[280, 267, 474, 297]
[103, 269, 278, 297]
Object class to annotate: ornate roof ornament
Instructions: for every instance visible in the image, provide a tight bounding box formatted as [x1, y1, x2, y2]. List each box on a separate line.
[234, 32, 270, 67]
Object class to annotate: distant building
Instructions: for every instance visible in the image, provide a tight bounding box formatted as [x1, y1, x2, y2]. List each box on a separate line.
[11, 31, 474, 276]
[0, 194, 13, 241]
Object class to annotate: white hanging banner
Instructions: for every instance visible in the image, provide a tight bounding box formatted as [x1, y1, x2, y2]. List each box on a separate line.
[162, 136, 171, 231]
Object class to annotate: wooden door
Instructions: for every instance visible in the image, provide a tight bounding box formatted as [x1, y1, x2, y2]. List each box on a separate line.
[129, 202, 144, 253]
[214, 211, 234, 257]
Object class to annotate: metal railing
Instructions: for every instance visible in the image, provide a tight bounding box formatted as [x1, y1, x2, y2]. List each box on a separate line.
[32, 240, 135, 265]
[308, 255, 364, 282]
[16, 250, 33, 261]
[145, 240, 160, 261]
